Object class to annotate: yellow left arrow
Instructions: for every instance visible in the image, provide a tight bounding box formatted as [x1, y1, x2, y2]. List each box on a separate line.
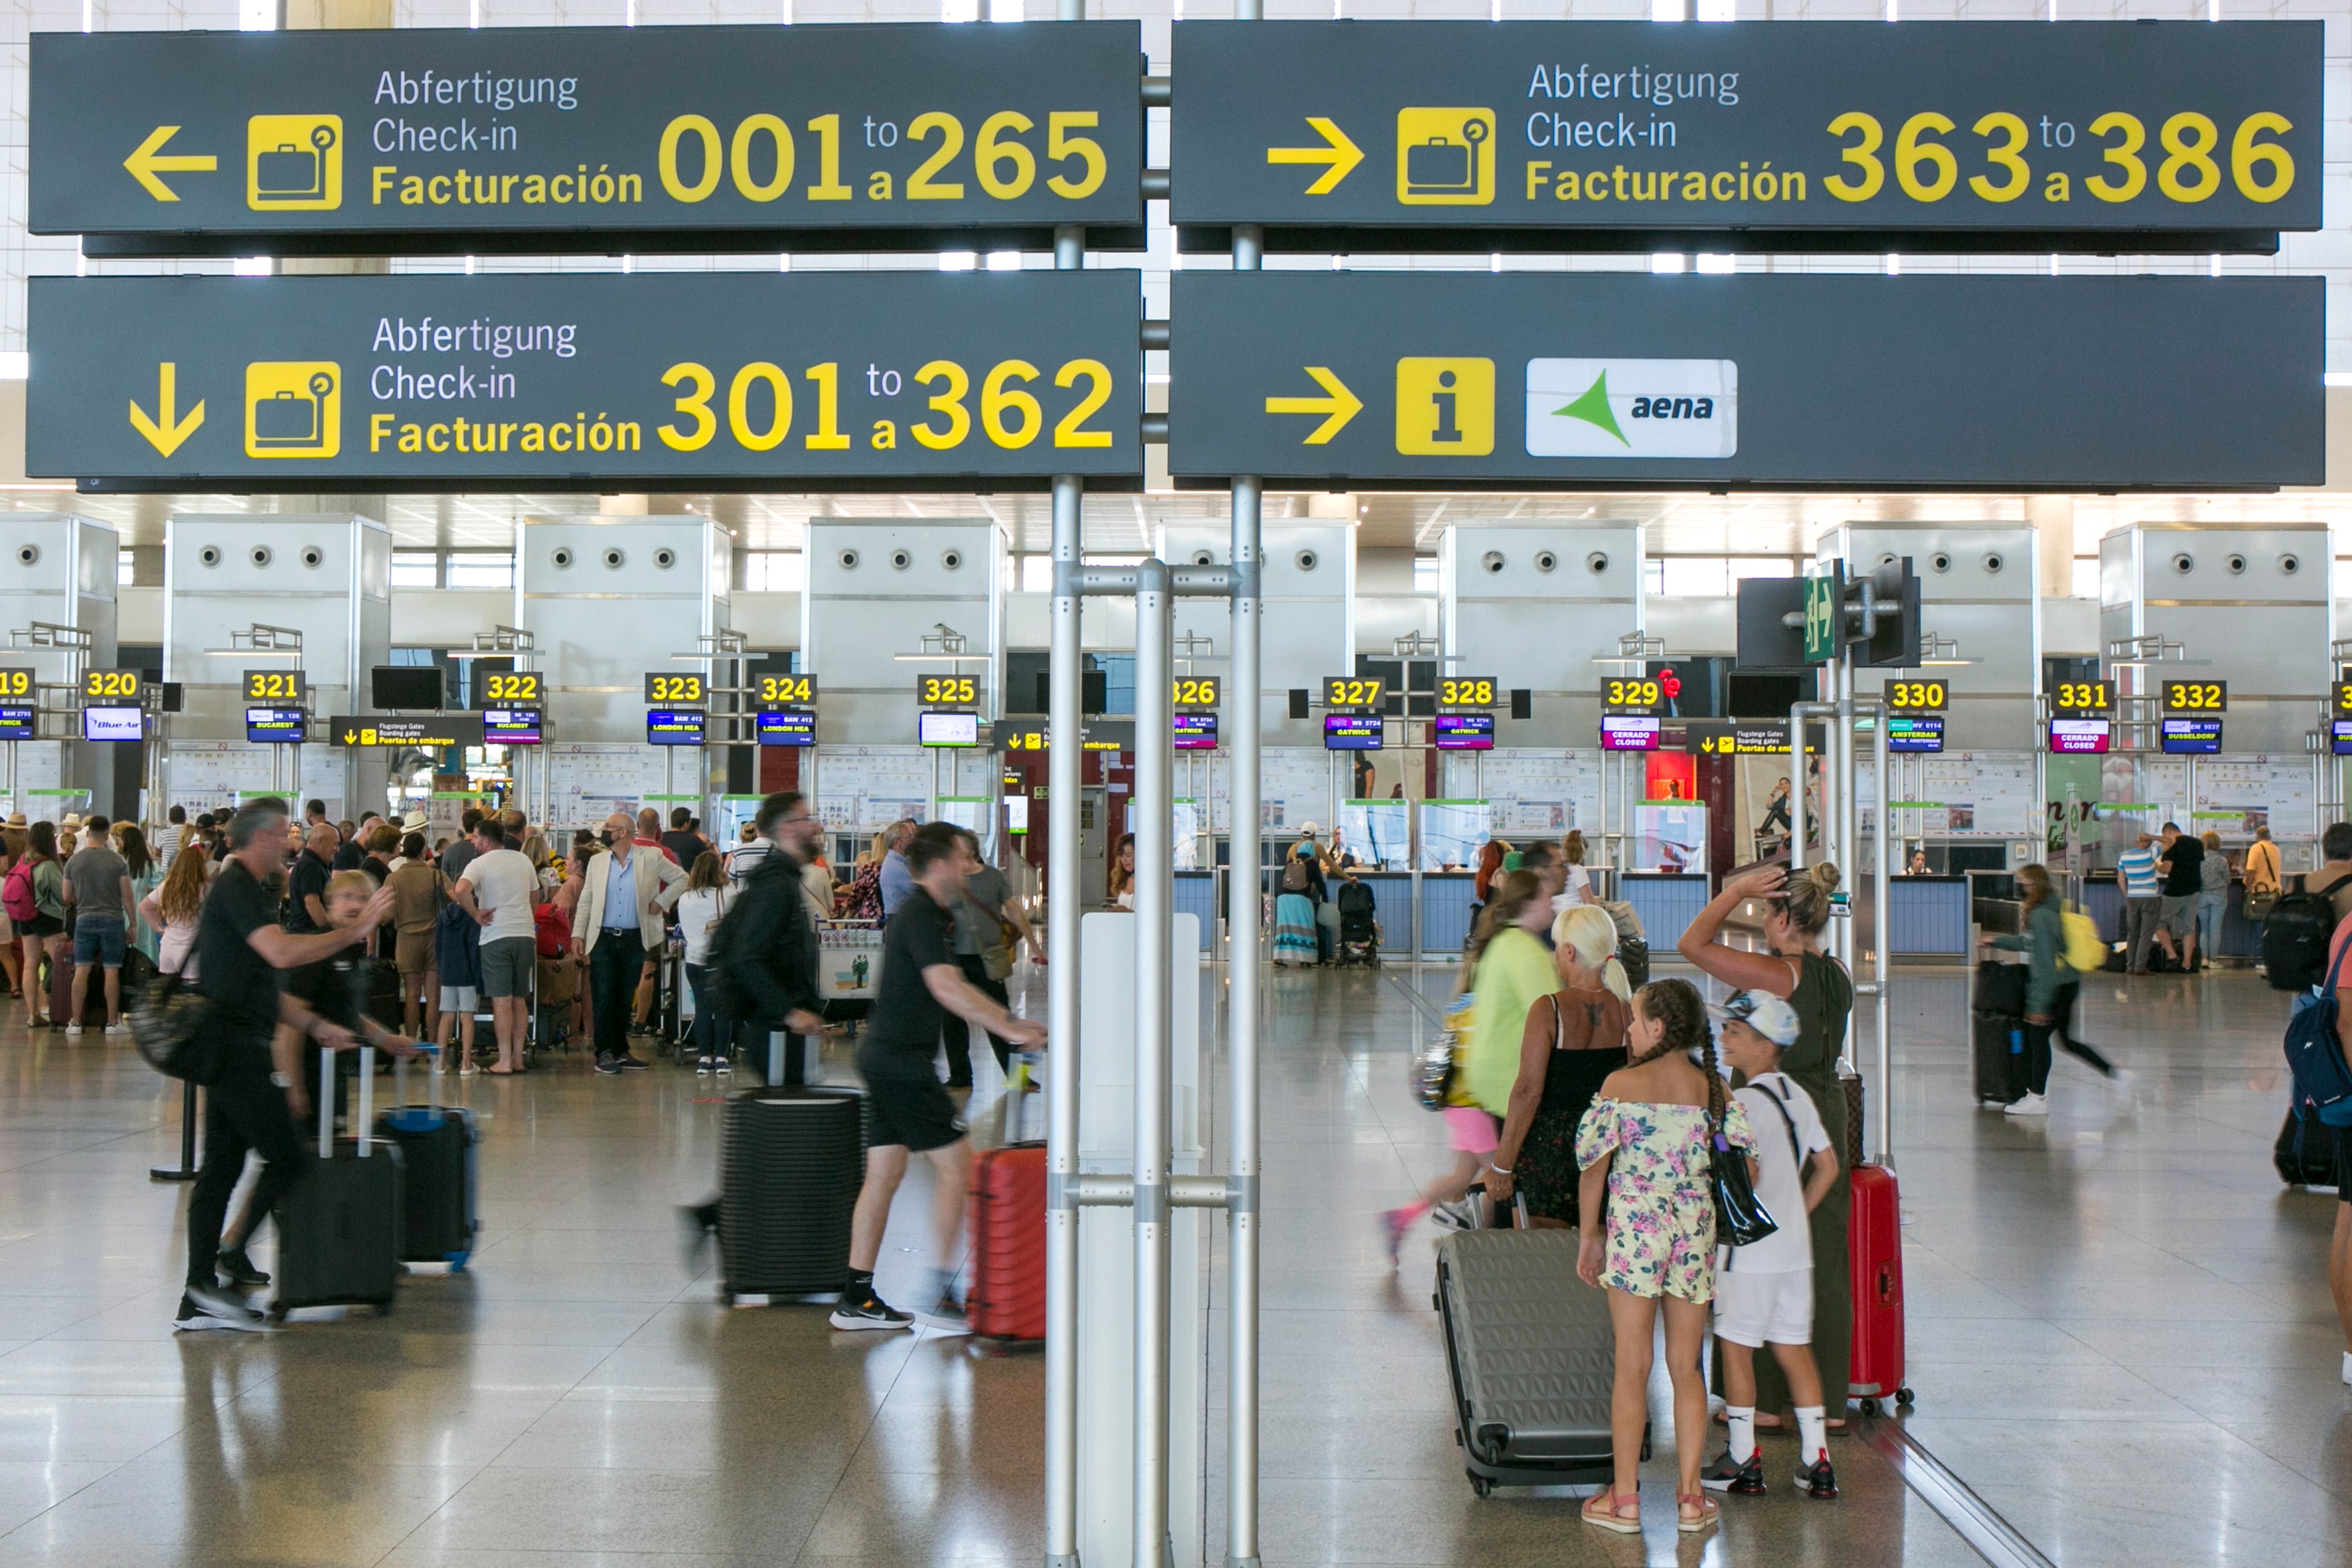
[128, 362, 204, 457]
[124, 125, 218, 202]
[1265, 366, 1362, 445]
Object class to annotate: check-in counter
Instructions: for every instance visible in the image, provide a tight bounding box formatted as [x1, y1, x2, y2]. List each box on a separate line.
[1620, 873, 1711, 954]
[1174, 870, 1217, 942]
[1421, 873, 1478, 954]
[1887, 874, 1972, 958]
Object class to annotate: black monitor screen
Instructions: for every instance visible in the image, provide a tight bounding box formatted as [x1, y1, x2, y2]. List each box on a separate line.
[370, 665, 443, 710]
[1727, 671, 1805, 719]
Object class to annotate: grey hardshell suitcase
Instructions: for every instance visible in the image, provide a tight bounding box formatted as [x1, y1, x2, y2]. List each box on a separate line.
[1435, 1227, 1622, 1496]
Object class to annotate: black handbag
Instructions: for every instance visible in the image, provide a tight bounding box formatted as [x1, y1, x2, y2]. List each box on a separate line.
[1707, 1095, 1778, 1249]
[127, 967, 221, 1085]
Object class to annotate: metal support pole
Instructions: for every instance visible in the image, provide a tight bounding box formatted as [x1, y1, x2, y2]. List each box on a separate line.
[1227, 473, 1263, 1568]
[1042, 213, 1086, 1568]
[149, 1081, 198, 1182]
[1872, 698, 1893, 1168]
[1133, 560, 1174, 1568]
[1790, 700, 1836, 874]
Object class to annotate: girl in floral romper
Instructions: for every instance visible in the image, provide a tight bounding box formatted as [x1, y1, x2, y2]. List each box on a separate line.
[1574, 977, 1757, 1536]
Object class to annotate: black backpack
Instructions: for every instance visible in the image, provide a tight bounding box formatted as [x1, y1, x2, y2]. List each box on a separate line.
[1336, 880, 1375, 919]
[2260, 874, 2339, 992]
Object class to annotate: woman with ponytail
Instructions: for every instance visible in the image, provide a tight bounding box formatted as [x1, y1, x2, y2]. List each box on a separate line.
[1679, 860, 1856, 1431]
[1573, 977, 1755, 1536]
[1486, 904, 1630, 1228]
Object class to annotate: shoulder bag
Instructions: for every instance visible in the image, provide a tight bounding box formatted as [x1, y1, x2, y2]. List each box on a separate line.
[1417, 988, 1475, 1111]
[1707, 1089, 1778, 1249]
[127, 953, 221, 1085]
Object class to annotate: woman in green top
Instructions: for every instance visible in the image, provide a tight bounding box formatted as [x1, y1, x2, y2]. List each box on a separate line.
[1680, 860, 1854, 1429]
[1982, 863, 2116, 1115]
[118, 825, 161, 965]
[19, 821, 70, 1028]
[1464, 870, 1563, 1121]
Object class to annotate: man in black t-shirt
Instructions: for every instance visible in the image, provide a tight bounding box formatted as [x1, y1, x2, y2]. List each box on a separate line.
[2157, 821, 2207, 972]
[285, 824, 337, 933]
[831, 822, 1046, 1335]
[176, 798, 397, 1334]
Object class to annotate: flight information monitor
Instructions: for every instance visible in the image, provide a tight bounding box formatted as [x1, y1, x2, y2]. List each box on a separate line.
[244, 706, 305, 744]
[919, 711, 980, 747]
[1885, 714, 1944, 754]
[2333, 718, 2352, 757]
[1323, 713, 1381, 750]
[0, 706, 33, 742]
[2048, 718, 2112, 755]
[1173, 712, 1219, 750]
[82, 705, 141, 742]
[483, 708, 543, 746]
[1433, 712, 1493, 750]
[1600, 715, 1661, 751]
[646, 709, 704, 745]
[2160, 717, 2222, 754]
[755, 709, 817, 747]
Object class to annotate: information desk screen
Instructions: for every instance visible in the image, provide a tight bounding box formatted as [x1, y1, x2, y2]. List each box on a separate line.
[1173, 712, 1218, 750]
[1433, 713, 1494, 751]
[1322, 713, 1381, 751]
[1599, 715, 1660, 752]
[919, 710, 980, 748]
[483, 708, 542, 746]
[2333, 719, 2352, 757]
[0, 706, 31, 742]
[2160, 717, 2223, 755]
[1886, 714, 1944, 754]
[755, 709, 817, 747]
[244, 706, 305, 744]
[82, 705, 141, 743]
[2048, 718, 2111, 755]
[646, 709, 704, 746]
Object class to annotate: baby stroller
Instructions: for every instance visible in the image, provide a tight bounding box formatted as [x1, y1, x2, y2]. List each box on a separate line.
[1334, 878, 1381, 968]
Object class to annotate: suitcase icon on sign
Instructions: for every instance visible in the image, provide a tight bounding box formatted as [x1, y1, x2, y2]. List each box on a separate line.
[246, 116, 343, 210]
[244, 362, 341, 459]
[1395, 110, 1495, 205]
[252, 382, 327, 445]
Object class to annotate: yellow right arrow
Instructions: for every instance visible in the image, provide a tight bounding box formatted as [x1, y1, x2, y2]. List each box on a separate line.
[1265, 366, 1362, 445]
[1267, 117, 1364, 195]
[128, 362, 204, 457]
[123, 125, 218, 202]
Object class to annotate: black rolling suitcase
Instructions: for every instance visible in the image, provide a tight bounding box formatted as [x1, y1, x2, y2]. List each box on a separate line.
[2275, 1109, 2343, 1188]
[718, 1083, 867, 1304]
[377, 1049, 481, 1269]
[1972, 960, 2030, 1106]
[365, 955, 404, 1032]
[1435, 1227, 1624, 1496]
[270, 1044, 404, 1320]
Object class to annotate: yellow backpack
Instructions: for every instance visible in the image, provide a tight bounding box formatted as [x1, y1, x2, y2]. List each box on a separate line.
[2060, 900, 2105, 973]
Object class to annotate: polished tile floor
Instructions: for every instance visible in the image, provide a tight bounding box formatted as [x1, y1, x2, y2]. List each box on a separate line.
[0, 962, 2342, 1566]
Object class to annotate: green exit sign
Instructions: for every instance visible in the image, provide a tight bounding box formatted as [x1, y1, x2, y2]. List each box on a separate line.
[1803, 572, 1842, 664]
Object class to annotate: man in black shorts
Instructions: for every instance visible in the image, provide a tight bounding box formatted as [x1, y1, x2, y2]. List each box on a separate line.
[832, 822, 1046, 1333]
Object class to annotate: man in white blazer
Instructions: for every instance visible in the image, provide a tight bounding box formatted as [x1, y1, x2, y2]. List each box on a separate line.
[572, 811, 689, 1073]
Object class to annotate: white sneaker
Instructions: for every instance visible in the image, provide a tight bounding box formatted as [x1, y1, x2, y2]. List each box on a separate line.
[62, 1022, 82, 1036]
[2003, 1092, 2050, 1118]
[2341, 1350, 2351, 1387]
[104, 1022, 128, 1036]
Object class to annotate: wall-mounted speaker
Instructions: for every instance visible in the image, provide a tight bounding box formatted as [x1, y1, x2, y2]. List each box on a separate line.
[1289, 688, 1311, 720]
[1509, 688, 1532, 720]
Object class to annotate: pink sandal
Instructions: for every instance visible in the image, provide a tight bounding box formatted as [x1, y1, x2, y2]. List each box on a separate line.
[1581, 1490, 1641, 1533]
[1677, 1491, 1719, 1533]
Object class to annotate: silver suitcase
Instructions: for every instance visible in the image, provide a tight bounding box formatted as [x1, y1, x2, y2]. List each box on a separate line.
[1434, 1227, 1631, 1496]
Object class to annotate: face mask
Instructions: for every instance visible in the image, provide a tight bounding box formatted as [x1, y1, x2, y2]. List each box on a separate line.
[599, 830, 617, 846]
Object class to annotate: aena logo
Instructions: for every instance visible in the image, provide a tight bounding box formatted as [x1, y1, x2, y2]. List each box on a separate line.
[1525, 359, 1738, 459]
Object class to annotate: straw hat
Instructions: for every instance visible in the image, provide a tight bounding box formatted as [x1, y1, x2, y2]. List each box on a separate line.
[60, 813, 84, 830]
[3, 812, 24, 829]
[399, 810, 430, 833]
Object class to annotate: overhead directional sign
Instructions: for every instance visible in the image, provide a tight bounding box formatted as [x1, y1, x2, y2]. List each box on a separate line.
[1167, 272, 2322, 491]
[31, 23, 1145, 256]
[1172, 20, 2322, 252]
[28, 272, 1141, 492]
[330, 714, 485, 748]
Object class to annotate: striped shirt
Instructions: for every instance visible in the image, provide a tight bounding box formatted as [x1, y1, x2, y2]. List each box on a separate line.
[2118, 846, 2161, 899]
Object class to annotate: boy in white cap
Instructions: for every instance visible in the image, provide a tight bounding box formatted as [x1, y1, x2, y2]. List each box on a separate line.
[1701, 988, 1843, 1502]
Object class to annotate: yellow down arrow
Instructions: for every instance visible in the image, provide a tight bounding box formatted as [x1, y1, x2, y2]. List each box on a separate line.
[1266, 117, 1364, 195]
[128, 362, 204, 457]
[124, 125, 218, 202]
[1265, 366, 1362, 445]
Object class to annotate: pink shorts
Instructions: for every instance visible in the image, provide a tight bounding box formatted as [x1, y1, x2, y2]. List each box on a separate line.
[1445, 1106, 1499, 1154]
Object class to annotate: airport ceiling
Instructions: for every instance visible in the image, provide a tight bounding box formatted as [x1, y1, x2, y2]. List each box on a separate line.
[9, 485, 2346, 558]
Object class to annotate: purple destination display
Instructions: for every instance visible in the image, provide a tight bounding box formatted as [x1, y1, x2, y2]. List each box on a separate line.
[1323, 713, 1381, 750]
[1433, 712, 1492, 750]
[2048, 718, 2111, 755]
[1174, 711, 1218, 750]
[484, 707, 543, 746]
[1601, 714, 1660, 751]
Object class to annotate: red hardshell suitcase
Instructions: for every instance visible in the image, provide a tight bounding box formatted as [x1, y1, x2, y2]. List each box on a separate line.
[1846, 1162, 1911, 1412]
[967, 1142, 1048, 1343]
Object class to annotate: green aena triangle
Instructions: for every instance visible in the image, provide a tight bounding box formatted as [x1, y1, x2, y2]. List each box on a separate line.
[1553, 371, 1629, 446]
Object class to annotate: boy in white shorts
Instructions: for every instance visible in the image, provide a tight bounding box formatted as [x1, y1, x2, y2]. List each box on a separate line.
[1701, 990, 1842, 1501]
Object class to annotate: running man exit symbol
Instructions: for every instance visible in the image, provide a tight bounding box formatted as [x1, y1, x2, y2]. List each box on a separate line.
[1394, 357, 1493, 455]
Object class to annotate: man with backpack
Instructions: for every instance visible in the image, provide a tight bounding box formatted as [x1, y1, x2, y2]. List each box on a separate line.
[710, 791, 826, 1087]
